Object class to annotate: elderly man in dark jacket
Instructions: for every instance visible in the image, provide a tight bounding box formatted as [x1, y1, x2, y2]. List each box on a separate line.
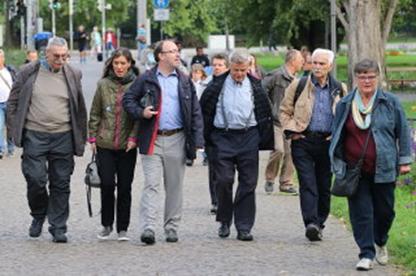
[7, 37, 87, 243]
[200, 51, 274, 241]
[123, 40, 204, 245]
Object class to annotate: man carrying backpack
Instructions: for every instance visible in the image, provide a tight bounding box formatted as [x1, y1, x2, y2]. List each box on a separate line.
[280, 48, 347, 242]
[262, 49, 304, 195]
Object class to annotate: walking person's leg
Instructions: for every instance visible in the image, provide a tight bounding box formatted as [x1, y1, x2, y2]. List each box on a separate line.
[0, 103, 6, 158]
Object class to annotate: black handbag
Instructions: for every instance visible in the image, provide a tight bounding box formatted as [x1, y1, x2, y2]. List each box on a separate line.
[331, 108, 375, 197]
[84, 153, 101, 217]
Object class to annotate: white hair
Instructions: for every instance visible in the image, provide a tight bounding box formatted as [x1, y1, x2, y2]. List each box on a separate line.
[46, 36, 68, 50]
[312, 48, 335, 65]
[229, 51, 251, 64]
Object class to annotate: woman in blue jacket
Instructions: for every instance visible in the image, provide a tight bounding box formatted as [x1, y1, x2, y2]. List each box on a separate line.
[329, 59, 412, 271]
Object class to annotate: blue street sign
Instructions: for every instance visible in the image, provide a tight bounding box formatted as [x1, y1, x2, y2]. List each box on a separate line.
[153, 0, 169, 9]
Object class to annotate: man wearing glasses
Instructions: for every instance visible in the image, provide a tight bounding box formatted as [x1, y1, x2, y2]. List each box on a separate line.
[280, 48, 347, 242]
[123, 40, 203, 245]
[7, 37, 87, 243]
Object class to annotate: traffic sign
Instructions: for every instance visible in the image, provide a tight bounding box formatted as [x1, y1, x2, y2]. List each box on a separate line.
[153, 0, 169, 9]
[154, 9, 169, 21]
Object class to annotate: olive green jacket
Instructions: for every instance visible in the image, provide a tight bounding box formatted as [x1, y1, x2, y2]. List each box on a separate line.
[88, 78, 138, 150]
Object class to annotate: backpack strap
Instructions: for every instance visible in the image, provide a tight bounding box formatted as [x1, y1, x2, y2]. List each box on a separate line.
[294, 76, 308, 104]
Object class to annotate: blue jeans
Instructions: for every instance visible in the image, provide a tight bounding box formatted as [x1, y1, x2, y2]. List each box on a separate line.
[0, 102, 15, 155]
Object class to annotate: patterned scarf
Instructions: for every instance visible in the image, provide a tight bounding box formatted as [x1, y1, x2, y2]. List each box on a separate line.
[351, 89, 377, 130]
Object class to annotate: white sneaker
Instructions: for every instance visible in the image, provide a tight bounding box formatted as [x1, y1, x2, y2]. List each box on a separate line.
[117, 231, 130, 241]
[97, 226, 113, 240]
[376, 245, 389, 265]
[356, 258, 374, 271]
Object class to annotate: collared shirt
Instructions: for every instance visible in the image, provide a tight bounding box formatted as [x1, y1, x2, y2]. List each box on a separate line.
[157, 68, 183, 130]
[0, 67, 13, 103]
[214, 74, 257, 129]
[308, 75, 333, 132]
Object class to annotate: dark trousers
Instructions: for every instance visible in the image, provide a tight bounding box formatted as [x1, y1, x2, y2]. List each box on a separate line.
[97, 147, 137, 233]
[291, 136, 332, 228]
[205, 145, 217, 206]
[212, 127, 259, 232]
[22, 129, 74, 234]
[348, 175, 395, 259]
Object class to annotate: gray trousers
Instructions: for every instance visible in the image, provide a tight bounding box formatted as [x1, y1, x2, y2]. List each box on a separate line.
[139, 132, 186, 233]
[22, 129, 74, 234]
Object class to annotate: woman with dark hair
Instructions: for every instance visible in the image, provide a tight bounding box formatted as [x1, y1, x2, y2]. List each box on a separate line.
[88, 47, 140, 241]
[330, 59, 412, 271]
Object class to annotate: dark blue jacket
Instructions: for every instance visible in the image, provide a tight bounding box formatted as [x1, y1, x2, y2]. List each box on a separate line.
[122, 66, 204, 160]
[329, 89, 413, 183]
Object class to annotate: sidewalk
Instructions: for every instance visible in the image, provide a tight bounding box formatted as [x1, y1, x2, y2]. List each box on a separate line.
[0, 59, 401, 275]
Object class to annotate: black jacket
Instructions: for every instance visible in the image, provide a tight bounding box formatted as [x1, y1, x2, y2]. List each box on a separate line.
[200, 72, 274, 150]
[122, 66, 204, 160]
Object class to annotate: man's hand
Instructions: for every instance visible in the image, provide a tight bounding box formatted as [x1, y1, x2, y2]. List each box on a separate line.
[291, 133, 305, 140]
[143, 106, 158, 119]
[126, 141, 137, 152]
[399, 164, 411, 175]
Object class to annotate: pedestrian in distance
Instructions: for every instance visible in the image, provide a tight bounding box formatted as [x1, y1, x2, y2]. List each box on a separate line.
[329, 59, 412, 271]
[263, 49, 304, 195]
[90, 26, 102, 61]
[123, 40, 204, 245]
[200, 51, 274, 241]
[0, 49, 17, 159]
[280, 48, 347, 242]
[76, 25, 88, 64]
[7, 37, 87, 243]
[88, 48, 140, 241]
[191, 46, 210, 68]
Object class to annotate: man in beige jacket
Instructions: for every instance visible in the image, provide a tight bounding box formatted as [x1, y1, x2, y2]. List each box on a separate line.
[280, 48, 347, 242]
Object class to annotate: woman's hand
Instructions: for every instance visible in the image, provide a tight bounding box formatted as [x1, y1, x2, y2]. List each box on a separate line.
[143, 106, 158, 119]
[399, 164, 411, 175]
[126, 141, 137, 152]
[90, 143, 97, 154]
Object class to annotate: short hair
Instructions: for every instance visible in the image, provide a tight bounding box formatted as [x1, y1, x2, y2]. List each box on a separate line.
[26, 49, 37, 55]
[311, 48, 334, 65]
[153, 39, 176, 62]
[46, 36, 68, 50]
[354, 59, 380, 75]
[211, 53, 229, 67]
[229, 51, 251, 65]
[285, 49, 301, 64]
[196, 46, 203, 51]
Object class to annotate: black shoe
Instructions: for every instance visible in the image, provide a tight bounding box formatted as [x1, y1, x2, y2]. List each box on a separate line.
[218, 223, 230, 238]
[52, 232, 68, 243]
[141, 229, 155, 245]
[237, 231, 253, 241]
[264, 181, 274, 194]
[29, 218, 44, 238]
[279, 186, 298, 195]
[165, 229, 178, 243]
[210, 204, 218, 215]
[305, 223, 322, 241]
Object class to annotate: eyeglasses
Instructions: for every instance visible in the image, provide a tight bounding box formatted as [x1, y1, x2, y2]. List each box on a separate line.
[357, 75, 377, 81]
[161, 49, 179, 54]
[53, 54, 69, 60]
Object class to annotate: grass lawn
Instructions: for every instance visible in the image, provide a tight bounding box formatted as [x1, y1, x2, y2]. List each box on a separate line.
[3, 48, 26, 67]
[332, 101, 416, 275]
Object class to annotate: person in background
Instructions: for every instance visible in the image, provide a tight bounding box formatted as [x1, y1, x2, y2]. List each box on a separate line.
[248, 54, 265, 79]
[191, 63, 208, 99]
[76, 25, 88, 64]
[0, 49, 17, 159]
[24, 50, 39, 64]
[136, 24, 147, 61]
[191, 47, 210, 68]
[88, 48, 139, 241]
[263, 49, 304, 195]
[329, 59, 411, 271]
[90, 26, 102, 60]
[105, 28, 117, 58]
[302, 51, 313, 76]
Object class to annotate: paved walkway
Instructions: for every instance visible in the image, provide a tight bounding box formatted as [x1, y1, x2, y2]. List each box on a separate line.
[0, 59, 401, 275]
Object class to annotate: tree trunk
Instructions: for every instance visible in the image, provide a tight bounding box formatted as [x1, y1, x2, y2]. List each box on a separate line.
[4, 0, 14, 48]
[337, 0, 398, 89]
